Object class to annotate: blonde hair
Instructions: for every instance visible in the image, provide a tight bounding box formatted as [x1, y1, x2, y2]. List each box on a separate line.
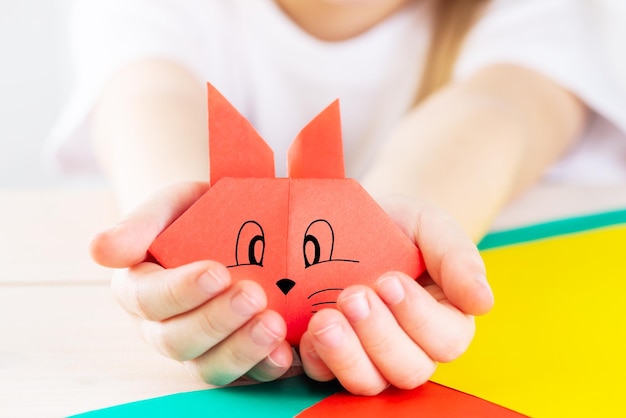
[416, 0, 491, 103]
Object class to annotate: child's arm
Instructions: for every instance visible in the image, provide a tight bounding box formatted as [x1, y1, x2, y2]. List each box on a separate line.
[296, 63, 587, 394]
[91, 63, 299, 384]
[299, 195, 491, 394]
[92, 59, 209, 213]
[90, 182, 296, 385]
[362, 63, 588, 241]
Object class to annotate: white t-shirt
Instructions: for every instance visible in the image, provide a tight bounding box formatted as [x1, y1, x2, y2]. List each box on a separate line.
[45, 0, 626, 184]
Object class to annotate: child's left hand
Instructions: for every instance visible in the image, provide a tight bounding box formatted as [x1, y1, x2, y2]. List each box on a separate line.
[298, 194, 494, 395]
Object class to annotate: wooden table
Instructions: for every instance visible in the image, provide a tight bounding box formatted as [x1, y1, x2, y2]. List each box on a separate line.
[2, 184, 626, 417]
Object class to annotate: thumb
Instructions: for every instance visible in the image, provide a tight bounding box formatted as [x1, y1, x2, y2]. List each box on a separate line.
[434, 247, 494, 316]
[414, 203, 494, 315]
[378, 195, 494, 315]
[90, 181, 209, 268]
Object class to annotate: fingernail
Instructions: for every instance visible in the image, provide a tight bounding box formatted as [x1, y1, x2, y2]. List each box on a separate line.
[197, 269, 227, 295]
[231, 290, 262, 316]
[314, 322, 345, 348]
[475, 273, 495, 300]
[250, 319, 280, 347]
[475, 272, 488, 285]
[376, 275, 405, 305]
[339, 292, 370, 322]
[267, 350, 290, 368]
[306, 347, 320, 361]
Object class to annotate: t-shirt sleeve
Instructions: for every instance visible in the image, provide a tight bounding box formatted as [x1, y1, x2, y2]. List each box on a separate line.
[44, 0, 208, 174]
[455, 0, 626, 131]
[453, 0, 626, 184]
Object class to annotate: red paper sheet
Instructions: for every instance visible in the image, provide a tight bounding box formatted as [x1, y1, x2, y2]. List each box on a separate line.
[297, 382, 528, 418]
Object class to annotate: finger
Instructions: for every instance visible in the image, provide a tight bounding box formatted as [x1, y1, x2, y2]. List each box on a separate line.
[337, 285, 436, 389]
[375, 272, 475, 363]
[299, 331, 335, 382]
[111, 260, 231, 321]
[90, 181, 209, 268]
[140, 280, 267, 361]
[412, 203, 494, 315]
[184, 309, 287, 386]
[245, 342, 294, 382]
[306, 309, 388, 396]
[375, 196, 493, 315]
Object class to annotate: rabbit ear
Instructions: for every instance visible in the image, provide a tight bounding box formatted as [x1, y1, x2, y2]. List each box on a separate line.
[287, 100, 345, 179]
[207, 83, 274, 186]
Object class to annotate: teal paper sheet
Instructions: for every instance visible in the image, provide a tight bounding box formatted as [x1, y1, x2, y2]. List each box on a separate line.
[71, 376, 340, 418]
[478, 208, 626, 250]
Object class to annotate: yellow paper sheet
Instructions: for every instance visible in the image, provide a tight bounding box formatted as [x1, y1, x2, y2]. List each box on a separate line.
[432, 222, 626, 417]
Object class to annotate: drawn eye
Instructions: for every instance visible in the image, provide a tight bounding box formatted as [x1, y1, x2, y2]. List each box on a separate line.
[303, 220, 334, 268]
[233, 220, 265, 267]
[303, 235, 321, 267]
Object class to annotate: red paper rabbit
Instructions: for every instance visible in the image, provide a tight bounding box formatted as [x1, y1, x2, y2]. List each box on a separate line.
[149, 84, 425, 345]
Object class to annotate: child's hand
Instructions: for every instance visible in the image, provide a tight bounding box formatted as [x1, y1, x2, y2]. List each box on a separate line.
[90, 182, 294, 386]
[298, 194, 494, 395]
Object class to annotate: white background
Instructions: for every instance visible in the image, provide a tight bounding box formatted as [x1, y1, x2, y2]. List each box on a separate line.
[0, 0, 624, 187]
[0, 1, 73, 186]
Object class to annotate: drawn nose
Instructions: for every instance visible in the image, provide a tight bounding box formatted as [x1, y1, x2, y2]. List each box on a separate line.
[276, 278, 296, 295]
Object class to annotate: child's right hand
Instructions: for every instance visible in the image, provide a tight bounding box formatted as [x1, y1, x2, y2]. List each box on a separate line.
[90, 182, 294, 386]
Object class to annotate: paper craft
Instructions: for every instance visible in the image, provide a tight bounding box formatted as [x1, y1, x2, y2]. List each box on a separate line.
[149, 84, 424, 345]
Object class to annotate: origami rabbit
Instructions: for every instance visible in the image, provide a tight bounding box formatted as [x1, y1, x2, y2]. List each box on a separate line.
[149, 84, 425, 345]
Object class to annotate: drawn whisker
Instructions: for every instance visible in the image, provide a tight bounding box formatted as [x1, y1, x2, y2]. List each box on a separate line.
[308, 288, 344, 299]
[309, 289, 343, 314]
[311, 301, 337, 307]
